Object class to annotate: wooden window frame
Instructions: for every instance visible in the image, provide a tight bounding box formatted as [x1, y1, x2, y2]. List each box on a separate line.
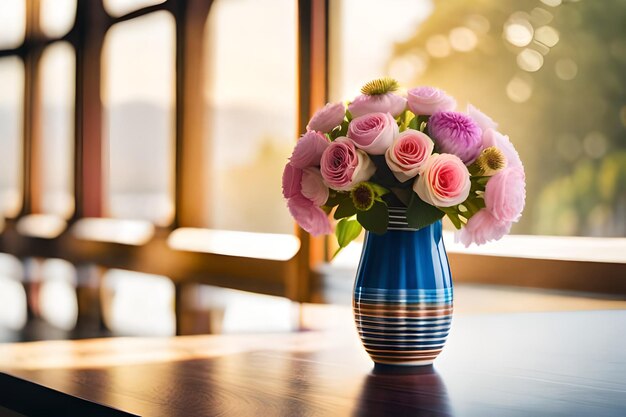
[0, 0, 623, 338]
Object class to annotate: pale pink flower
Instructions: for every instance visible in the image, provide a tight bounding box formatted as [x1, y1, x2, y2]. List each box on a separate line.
[347, 112, 398, 155]
[320, 137, 376, 191]
[287, 195, 332, 236]
[307, 102, 346, 133]
[282, 163, 302, 199]
[385, 129, 434, 182]
[407, 86, 456, 116]
[482, 128, 523, 169]
[428, 111, 483, 164]
[484, 167, 526, 222]
[348, 93, 407, 118]
[290, 131, 329, 169]
[455, 209, 512, 247]
[467, 104, 497, 132]
[413, 153, 471, 207]
[301, 167, 329, 206]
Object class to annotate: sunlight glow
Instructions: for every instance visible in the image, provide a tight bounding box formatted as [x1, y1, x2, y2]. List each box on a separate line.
[16, 214, 67, 239]
[40, 0, 77, 38]
[0, 0, 26, 49]
[168, 228, 300, 261]
[72, 218, 154, 245]
[101, 269, 175, 336]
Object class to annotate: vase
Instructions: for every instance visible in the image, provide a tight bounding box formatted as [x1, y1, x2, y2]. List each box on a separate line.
[353, 207, 453, 367]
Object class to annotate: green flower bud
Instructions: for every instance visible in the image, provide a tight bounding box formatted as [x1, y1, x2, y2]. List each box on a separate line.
[473, 146, 506, 176]
[351, 182, 376, 211]
[360, 77, 399, 96]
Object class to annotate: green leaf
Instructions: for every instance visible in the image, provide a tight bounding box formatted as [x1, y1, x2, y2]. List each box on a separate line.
[345, 109, 353, 122]
[357, 201, 389, 235]
[334, 218, 362, 257]
[406, 192, 445, 230]
[369, 182, 389, 197]
[408, 116, 418, 130]
[334, 197, 357, 220]
[324, 191, 347, 208]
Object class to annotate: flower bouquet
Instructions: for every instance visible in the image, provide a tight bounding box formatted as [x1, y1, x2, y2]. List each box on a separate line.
[283, 78, 526, 366]
[282, 78, 526, 255]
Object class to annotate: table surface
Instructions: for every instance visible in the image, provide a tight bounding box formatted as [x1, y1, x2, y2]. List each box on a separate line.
[0, 310, 625, 417]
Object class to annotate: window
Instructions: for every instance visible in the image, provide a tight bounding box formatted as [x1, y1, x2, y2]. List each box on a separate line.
[203, 0, 297, 234]
[0, 57, 24, 217]
[38, 42, 75, 218]
[102, 11, 176, 225]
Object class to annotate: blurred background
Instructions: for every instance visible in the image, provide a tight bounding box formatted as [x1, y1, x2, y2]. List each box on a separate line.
[0, 0, 624, 343]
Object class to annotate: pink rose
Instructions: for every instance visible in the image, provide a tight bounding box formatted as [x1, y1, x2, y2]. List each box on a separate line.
[347, 112, 398, 155]
[467, 104, 497, 132]
[290, 131, 330, 169]
[307, 102, 346, 133]
[320, 137, 376, 191]
[413, 153, 471, 207]
[348, 93, 407, 118]
[482, 129, 523, 169]
[282, 163, 302, 199]
[287, 195, 332, 236]
[484, 167, 526, 222]
[407, 87, 456, 116]
[301, 167, 329, 206]
[385, 129, 434, 182]
[455, 209, 512, 247]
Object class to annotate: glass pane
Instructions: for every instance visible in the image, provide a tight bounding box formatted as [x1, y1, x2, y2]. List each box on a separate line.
[39, 42, 75, 217]
[102, 11, 175, 225]
[104, 0, 166, 18]
[40, 0, 77, 38]
[0, 56, 24, 217]
[330, 0, 626, 238]
[204, 0, 297, 233]
[0, 0, 26, 49]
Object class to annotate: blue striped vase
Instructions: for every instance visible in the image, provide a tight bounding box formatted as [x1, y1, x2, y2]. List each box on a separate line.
[353, 207, 453, 367]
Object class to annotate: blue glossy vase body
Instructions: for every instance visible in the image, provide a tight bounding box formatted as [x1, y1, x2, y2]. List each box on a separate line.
[353, 212, 453, 366]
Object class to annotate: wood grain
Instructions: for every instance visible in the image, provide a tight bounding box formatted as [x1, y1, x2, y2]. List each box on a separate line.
[1, 311, 625, 416]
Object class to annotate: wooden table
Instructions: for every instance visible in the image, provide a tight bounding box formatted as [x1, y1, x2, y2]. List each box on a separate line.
[1, 310, 625, 416]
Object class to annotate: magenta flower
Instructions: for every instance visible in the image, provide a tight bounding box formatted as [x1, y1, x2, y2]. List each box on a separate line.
[287, 195, 332, 236]
[307, 102, 346, 133]
[428, 111, 482, 164]
[320, 137, 376, 191]
[281, 163, 302, 199]
[347, 112, 398, 155]
[301, 167, 329, 206]
[407, 87, 456, 116]
[290, 131, 330, 169]
[455, 209, 512, 247]
[484, 167, 526, 222]
[348, 93, 407, 118]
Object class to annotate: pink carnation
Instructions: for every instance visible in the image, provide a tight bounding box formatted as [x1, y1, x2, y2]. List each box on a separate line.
[385, 129, 434, 182]
[287, 195, 332, 236]
[290, 131, 329, 169]
[467, 104, 497, 132]
[428, 111, 483, 164]
[455, 209, 512, 247]
[307, 102, 346, 133]
[282, 163, 302, 199]
[484, 167, 526, 223]
[348, 93, 407, 118]
[407, 87, 456, 116]
[301, 167, 329, 206]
